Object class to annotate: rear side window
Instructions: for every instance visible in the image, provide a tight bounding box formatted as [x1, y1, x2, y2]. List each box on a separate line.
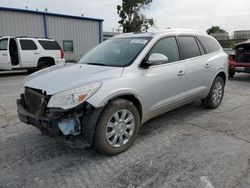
[38, 40, 61, 50]
[178, 36, 200, 59]
[197, 36, 220, 53]
[195, 38, 205, 55]
[149, 37, 180, 63]
[0, 38, 8, 50]
[20, 39, 37, 50]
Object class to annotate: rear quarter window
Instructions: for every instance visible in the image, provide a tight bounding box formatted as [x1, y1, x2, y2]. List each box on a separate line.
[38, 40, 61, 50]
[20, 39, 37, 50]
[197, 36, 220, 54]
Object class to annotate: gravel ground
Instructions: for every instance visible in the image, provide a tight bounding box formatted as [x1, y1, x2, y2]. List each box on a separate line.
[0, 72, 250, 188]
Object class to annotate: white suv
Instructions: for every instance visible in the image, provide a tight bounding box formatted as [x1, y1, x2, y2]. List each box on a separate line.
[0, 36, 65, 71]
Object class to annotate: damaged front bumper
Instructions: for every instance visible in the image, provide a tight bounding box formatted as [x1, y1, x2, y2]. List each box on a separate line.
[17, 93, 103, 145]
[17, 98, 62, 136]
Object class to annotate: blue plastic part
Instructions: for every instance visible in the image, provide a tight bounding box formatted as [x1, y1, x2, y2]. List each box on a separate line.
[58, 118, 80, 136]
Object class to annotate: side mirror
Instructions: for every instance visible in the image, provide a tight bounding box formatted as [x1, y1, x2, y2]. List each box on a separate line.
[147, 53, 168, 65]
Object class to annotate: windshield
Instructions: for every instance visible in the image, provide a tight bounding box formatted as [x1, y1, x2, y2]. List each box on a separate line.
[78, 37, 151, 67]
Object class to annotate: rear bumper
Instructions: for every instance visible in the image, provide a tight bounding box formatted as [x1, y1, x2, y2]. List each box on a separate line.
[55, 59, 65, 65]
[229, 61, 250, 73]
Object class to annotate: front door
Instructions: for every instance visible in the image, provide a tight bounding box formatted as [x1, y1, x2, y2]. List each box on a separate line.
[141, 36, 188, 118]
[0, 37, 11, 70]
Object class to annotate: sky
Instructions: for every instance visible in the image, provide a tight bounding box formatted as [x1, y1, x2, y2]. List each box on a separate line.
[0, 0, 250, 35]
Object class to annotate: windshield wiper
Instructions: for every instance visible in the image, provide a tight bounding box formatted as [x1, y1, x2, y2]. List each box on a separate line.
[86, 62, 108, 66]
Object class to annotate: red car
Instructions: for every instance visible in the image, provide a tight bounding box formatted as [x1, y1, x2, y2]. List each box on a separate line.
[229, 40, 250, 78]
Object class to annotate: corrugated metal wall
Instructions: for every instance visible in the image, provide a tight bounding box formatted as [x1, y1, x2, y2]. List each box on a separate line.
[0, 9, 101, 61]
[0, 10, 44, 37]
[46, 16, 100, 61]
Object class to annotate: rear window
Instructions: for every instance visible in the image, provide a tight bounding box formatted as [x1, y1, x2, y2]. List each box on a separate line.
[20, 39, 37, 50]
[38, 40, 61, 50]
[178, 36, 200, 59]
[197, 36, 220, 54]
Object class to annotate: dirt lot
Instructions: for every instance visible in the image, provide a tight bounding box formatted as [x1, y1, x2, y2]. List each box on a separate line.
[0, 72, 250, 188]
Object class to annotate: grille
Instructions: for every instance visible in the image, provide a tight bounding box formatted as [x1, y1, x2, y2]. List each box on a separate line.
[24, 88, 46, 116]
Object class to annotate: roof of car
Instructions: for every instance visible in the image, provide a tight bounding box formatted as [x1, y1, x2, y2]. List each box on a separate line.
[113, 28, 206, 39]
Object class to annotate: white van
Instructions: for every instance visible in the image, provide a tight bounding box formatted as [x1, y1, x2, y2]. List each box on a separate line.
[0, 36, 65, 71]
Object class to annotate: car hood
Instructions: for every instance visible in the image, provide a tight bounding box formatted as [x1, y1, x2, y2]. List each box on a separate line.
[23, 63, 124, 95]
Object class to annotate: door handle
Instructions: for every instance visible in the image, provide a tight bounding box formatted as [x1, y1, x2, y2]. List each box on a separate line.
[33, 52, 40, 55]
[1, 53, 7, 56]
[177, 70, 185, 76]
[205, 63, 211, 68]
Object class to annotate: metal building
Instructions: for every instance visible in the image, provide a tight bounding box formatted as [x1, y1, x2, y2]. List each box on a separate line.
[234, 30, 250, 40]
[210, 32, 229, 40]
[0, 7, 103, 61]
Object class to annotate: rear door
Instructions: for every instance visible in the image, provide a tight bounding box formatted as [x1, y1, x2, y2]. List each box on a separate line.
[0, 37, 11, 70]
[177, 35, 211, 97]
[17, 39, 40, 68]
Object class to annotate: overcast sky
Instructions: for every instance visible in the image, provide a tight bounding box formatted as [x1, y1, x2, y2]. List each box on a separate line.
[1, 0, 250, 35]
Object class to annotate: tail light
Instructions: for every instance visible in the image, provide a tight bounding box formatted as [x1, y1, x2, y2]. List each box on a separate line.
[60, 50, 64, 59]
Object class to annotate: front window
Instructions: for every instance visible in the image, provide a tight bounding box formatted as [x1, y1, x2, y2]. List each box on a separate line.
[78, 37, 151, 67]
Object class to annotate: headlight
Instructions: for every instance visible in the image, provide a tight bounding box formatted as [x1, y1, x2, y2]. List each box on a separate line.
[47, 82, 102, 109]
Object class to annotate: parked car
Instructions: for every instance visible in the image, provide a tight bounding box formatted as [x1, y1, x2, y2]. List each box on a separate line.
[0, 36, 65, 71]
[17, 29, 228, 155]
[228, 40, 250, 78]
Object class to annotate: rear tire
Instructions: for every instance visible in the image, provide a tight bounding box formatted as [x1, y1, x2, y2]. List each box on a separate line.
[94, 99, 140, 155]
[202, 77, 225, 109]
[39, 62, 50, 69]
[38, 58, 55, 70]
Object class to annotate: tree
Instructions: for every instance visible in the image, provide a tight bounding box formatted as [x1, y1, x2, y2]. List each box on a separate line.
[207, 26, 226, 35]
[117, 0, 154, 33]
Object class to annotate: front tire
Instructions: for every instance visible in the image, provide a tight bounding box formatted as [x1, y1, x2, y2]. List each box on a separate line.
[94, 99, 140, 155]
[202, 77, 225, 109]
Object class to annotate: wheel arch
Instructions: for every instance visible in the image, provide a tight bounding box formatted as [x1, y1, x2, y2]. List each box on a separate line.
[215, 71, 227, 84]
[84, 92, 144, 146]
[37, 56, 55, 67]
[107, 94, 143, 122]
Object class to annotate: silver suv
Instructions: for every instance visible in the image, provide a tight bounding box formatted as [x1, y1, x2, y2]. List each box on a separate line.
[17, 29, 228, 155]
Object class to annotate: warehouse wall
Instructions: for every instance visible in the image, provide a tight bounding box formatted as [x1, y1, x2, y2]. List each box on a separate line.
[0, 10, 44, 37]
[0, 8, 102, 61]
[46, 16, 100, 61]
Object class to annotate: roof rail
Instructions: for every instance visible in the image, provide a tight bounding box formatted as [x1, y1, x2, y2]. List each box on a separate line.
[115, 32, 134, 37]
[16, 36, 28, 38]
[158, 28, 201, 34]
[15, 36, 52, 39]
